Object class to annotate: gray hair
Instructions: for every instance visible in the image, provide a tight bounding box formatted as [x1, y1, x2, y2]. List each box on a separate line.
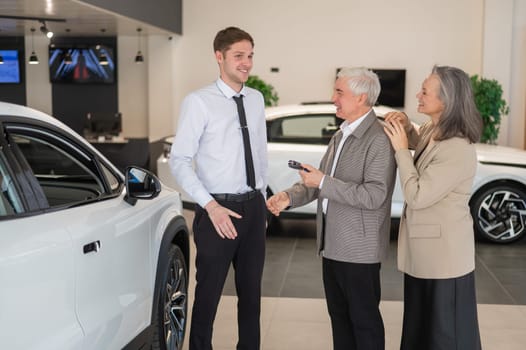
[432, 65, 482, 143]
[337, 67, 381, 107]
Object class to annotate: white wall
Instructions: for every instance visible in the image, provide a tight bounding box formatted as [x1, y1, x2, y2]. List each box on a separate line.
[25, 35, 52, 115]
[483, 0, 514, 145]
[117, 35, 148, 138]
[508, 0, 526, 148]
[173, 0, 484, 125]
[22, 0, 526, 148]
[168, 0, 526, 148]
[147, 35, 176, 141]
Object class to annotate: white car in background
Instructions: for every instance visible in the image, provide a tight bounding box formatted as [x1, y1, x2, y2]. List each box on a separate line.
[157, 103, 526, 244]
[0, 102, 189, 350]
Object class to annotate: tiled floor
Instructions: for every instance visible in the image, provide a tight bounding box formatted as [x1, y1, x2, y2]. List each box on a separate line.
[181, 209, 526, 350]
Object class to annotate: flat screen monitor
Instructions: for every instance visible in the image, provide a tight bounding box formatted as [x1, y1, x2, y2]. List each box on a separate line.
[84, 112, 122, 139]
[371, 68, 406, 107]
[335, 68, 406, 107]
[49, 45, 115, 84]
[0, 50, 21, 84]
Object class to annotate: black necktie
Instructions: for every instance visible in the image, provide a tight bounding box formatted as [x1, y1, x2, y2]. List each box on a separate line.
[233, 95, 256, 189]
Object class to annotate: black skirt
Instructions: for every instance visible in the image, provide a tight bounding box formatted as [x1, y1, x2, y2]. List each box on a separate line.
[400, 271, 482, 350]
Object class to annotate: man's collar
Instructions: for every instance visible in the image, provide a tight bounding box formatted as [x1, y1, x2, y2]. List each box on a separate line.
[216, 78, 246, 99]
[351, 109, 378, 139]
[340, 108, 372, 134]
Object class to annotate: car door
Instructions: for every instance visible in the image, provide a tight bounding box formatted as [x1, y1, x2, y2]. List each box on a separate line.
[5, 122, 153, 349]
[0, 125, 84, 349]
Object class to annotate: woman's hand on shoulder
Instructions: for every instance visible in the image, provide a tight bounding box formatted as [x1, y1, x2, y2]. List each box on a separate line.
[383, 111, 412, 133]
[383, 117, 409, 151]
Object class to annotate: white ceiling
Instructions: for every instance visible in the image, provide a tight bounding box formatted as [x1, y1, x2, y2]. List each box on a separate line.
[0, 0, 174, 37]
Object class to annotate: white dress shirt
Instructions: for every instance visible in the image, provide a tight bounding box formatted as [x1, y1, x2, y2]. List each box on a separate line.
[321, 109, 371, 213]
[169, 78, 268, 208]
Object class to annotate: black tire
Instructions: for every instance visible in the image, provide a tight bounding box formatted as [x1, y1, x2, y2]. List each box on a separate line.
[470, 184, 526, 243]
[152, 245, 188, 350]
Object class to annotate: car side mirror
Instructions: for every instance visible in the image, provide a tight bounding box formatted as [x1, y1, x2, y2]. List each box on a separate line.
[124, 166, 161, 205]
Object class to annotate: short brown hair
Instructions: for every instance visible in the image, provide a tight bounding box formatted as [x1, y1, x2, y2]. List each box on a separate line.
[213, 27, 254, 54]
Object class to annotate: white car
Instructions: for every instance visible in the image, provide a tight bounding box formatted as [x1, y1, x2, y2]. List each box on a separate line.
[0, 102, 189, 350]
[157, 103, 526, 244]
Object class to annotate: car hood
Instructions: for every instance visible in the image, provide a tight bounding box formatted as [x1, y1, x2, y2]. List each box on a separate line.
[475, 143, 526, 166]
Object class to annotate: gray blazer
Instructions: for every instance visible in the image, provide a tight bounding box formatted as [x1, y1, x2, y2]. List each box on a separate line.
[285, 110, 396, 263]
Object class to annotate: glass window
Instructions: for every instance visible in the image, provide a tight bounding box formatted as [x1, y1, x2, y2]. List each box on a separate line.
[12, 133, 105, 208]
[0, 156, 24, 216]
[268, 114, 339, 144]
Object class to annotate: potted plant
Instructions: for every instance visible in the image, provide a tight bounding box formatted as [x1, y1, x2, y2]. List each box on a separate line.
[470, 75, 509, 144]
[245, 75, 279, 107]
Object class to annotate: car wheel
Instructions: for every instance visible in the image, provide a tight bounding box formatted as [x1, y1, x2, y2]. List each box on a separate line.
[152, 245, 188, 350]
[470, 184, 526, 243]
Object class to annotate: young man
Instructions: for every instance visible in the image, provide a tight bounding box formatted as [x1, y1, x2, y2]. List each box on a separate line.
[169, 27, 268, 350]
[267, 67, 396, 350]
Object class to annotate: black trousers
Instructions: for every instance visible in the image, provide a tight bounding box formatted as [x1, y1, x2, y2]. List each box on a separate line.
[322, 258, 384, 350]
[400, 272, 482, 350]
[189, 193, 266, 350]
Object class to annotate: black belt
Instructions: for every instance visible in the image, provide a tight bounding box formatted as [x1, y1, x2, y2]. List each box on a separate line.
[211, 190, 259, 202]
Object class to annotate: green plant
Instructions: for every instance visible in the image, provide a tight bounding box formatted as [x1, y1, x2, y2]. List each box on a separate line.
[245, 75, 279, 107]
[470, 75, 509, 144]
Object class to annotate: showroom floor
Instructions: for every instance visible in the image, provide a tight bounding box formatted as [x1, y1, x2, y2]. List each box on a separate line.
[181, 209, 526, 350]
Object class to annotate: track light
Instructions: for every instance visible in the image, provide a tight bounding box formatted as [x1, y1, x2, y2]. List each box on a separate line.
[64, 50, 72, 64]
[39, 20, 53, 38]
[135, 28, 144, 63]
[135, 51, 144, 63]
[94, 43, 109, 66]
[28, 28, 39, 64]
[98, 52, 109, 65]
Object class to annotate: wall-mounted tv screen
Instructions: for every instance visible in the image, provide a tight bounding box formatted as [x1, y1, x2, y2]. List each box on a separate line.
[371, 68, 406, 108]
[49, 45, 115, 84]
[0, 50, 21, 84]
[335, 68, 406, 108]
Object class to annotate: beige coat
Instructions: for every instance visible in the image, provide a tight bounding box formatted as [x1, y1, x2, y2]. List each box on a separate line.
[396, 122, 477, 279]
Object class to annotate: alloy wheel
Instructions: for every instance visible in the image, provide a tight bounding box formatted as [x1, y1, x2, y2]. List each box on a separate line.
[474, 188, 526, 243]
[163, 252, 187, 349]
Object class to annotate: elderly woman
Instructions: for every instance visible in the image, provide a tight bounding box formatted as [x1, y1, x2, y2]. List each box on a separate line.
[383, 65, 482, 350]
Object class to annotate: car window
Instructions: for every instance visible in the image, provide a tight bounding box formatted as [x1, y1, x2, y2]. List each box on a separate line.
[267, 114, 339, 145]
[11, 133, 106, 208]
[0, 156, 24, 216]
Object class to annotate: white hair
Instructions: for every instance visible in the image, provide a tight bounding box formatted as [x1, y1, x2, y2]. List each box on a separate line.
[337, 67, 381, 106]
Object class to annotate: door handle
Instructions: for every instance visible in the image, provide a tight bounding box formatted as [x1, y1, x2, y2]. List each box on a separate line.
[83, 240, 101, 254]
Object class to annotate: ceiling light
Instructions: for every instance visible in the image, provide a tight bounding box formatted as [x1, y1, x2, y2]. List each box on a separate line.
[135, 28, 144, 63]
[28, 28, 39, 64]
[98, 52, 109, 65]
[29, 52, 39, 64]
[39, 20, 53, 38]
[64, 50, 72, 64]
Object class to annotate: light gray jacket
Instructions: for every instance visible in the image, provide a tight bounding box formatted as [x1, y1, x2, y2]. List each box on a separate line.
[285, 110, 396, 263]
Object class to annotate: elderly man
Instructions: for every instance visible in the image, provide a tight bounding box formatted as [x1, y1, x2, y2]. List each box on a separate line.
[267, 67, 396, 350]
